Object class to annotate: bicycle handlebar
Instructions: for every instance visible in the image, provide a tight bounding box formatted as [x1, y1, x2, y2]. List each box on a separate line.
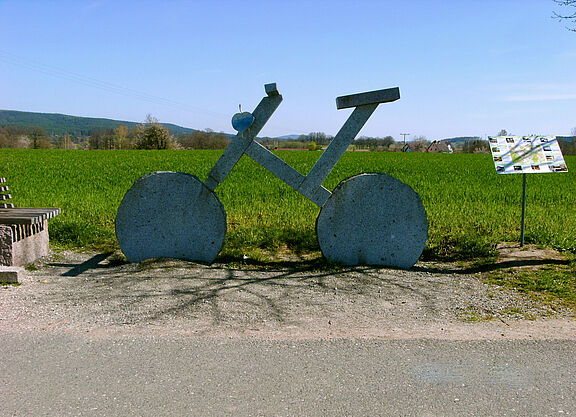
[336, 87, 400, 109]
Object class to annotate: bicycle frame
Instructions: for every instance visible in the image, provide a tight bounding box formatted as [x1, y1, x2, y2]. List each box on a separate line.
[204, 83, 400, 207]
[116, 82, 428, 269]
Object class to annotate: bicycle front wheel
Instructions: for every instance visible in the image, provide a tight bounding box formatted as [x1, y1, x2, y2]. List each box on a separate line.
[316, 173, 428, 269]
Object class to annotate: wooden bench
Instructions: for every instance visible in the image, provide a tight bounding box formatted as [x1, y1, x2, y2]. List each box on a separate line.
[0, 178, 61, 266]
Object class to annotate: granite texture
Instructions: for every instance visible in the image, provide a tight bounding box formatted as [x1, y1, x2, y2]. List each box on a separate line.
[316, 173, 428, 269]
[115, 172, 227, 264]
[0, 223, 49, 267]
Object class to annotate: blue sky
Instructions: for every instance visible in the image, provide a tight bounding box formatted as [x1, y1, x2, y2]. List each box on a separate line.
[1, 0, 575, 140]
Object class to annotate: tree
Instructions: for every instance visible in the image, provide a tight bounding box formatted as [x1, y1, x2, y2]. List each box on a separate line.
[0, 127, 9, 148]
[134, 115, 173, 150]
[30, 127, 50, 149]
[411, 136, 429, 152]
[554, 0, 576, 31]
[558, 138, 576, 155]
[305, 132, 332, 146]
[307, 141, 318, 151]
[381, 136, 395, 148]
[114, 125, 131, 149]
[463, 139, 490, 153]
[295, 132, 332, 146]
[497, 129, 509, 136]
[88, 128, 103, 149]
[0, 126, 31, 148]
[352, 135, 395, 151]
[101, 129, 116, 150]
[178, 130, 230, 150]
[558, 127, 576, 155]
[60, 134, 74, 149]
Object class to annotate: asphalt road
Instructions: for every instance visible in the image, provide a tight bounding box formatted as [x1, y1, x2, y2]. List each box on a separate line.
[2, 332, 575, 416]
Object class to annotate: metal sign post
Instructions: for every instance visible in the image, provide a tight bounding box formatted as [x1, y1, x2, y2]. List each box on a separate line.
[520, 173, 527, 246]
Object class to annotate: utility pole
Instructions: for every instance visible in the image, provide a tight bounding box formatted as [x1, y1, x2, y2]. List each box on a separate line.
[400, 133, 410, 145]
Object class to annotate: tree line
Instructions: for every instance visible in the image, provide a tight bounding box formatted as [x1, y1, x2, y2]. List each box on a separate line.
[259, 132, 398, 151]
[0, 115, 231, 150]
[1, 119, 574, 154]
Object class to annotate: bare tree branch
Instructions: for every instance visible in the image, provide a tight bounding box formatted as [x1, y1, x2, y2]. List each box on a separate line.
[553, 0, 576, 31]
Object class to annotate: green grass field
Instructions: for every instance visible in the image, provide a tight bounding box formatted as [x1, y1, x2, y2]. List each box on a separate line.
[2, 149, 575, 261]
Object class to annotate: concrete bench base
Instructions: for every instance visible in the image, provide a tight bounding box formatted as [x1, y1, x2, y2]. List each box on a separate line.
[0, 266, 24, 283]
[0, 221, 49, 266]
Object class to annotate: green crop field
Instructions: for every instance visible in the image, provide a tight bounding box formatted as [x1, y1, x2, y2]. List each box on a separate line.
[2, 149, 575, 261]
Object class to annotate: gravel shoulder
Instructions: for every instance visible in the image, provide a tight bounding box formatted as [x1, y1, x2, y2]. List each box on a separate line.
[1, 249, 575, 340]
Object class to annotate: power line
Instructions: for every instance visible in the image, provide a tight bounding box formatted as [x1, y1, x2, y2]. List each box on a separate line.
[0, 49, 227, 119]
[0, 49, 356, 137]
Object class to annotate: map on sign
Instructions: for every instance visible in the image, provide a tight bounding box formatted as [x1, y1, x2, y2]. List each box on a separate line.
[488, 136, 568, 174]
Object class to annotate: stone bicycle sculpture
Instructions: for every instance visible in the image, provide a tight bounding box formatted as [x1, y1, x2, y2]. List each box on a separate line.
[115, 83, 428, 269]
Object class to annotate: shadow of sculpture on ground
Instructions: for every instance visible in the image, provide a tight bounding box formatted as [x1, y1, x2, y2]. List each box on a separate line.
[39, 253, 453, 330]
[28, 250, 570, 334]
[49, 252, 117, 277]
[413, 258, 569, 275]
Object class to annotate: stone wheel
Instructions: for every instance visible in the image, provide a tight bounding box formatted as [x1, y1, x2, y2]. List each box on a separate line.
[115, 171, 226, 264]
[316, 173, 428, 269]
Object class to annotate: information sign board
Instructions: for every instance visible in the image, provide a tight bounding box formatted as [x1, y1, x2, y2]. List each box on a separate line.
[488, 135, 568, 174]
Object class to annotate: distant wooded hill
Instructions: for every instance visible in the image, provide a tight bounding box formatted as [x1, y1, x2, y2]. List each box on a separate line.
[439, 136, 482, 145]
[0, 110, 197, 137]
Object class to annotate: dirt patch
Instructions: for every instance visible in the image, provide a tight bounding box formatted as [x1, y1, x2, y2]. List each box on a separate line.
[1, 249, 574, 340]
[496, 242, 569, 269]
